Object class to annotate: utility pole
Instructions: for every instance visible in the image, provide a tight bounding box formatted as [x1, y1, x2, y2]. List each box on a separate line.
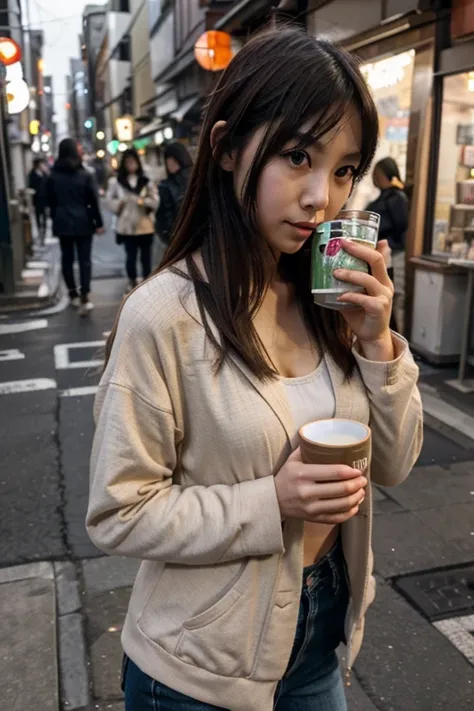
[0, 61, 14, 294]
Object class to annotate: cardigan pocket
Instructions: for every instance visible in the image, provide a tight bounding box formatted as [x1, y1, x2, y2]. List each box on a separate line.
[174, 560, 274, 678]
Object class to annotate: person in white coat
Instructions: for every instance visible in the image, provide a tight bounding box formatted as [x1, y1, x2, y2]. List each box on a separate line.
[107, 149, 159, 292]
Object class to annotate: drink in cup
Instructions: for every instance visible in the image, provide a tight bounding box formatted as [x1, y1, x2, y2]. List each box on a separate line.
[311, 210, 380, 310]
[299, 418, 371, 473]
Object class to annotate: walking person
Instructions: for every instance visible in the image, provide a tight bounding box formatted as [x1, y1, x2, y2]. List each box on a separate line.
[155, 141, 193, 246]
[28, 157, 48, 245]
[46, 138, 104, 316]
[87, 28, 423, 711]
[106, 149, 159, 293]
[366, 157, 409, 333]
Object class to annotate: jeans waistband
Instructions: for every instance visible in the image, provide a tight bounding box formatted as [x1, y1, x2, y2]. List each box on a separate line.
[303, 536, 342, 576]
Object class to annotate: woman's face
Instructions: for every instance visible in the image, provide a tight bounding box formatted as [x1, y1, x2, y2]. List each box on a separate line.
[125, 156, 139, 175]
[373, 165, 389, 190]
[166, 156, 181, 175]
[232, 108, 363, 257]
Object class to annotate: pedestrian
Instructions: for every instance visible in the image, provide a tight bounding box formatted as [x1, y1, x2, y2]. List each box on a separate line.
[87, 27, 423, 711]
[45, 138, 104, 316]
[106, 148, 159, 293]
[28, 157, 48, 245]
[366, 157, 409, 333]
[155, 141, 193, 246]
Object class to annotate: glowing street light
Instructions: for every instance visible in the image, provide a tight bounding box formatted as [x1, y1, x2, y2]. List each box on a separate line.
[96, 130, 105, 140]
[0, 37, 22, 66]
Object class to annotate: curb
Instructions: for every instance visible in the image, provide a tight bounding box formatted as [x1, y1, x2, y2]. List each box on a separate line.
[0, 240, 62, 315]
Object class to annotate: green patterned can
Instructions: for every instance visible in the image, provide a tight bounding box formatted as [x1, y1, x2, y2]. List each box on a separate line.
[311, 210, 380, 310]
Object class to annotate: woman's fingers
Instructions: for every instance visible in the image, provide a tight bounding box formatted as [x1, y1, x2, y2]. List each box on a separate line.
[340, 238, 393, 288]
[333, 268, 392, 297]
[336, 291, 389, 313]
[302, 477, 367, 501]
[307, 489, 366, 516]
[310, 506, 363, 525]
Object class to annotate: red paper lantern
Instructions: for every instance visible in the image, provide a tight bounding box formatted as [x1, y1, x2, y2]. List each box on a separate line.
[194, 31, 233, 72]
[0, 37, 22, 66]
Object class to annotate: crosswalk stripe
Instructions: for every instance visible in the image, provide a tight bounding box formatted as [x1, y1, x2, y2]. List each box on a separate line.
[0, 378, 56, 394]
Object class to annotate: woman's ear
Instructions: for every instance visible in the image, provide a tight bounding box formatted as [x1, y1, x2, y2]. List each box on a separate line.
[210, 120, 235, 172]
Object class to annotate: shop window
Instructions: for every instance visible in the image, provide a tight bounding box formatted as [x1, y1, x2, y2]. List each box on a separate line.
[350, 50, 415, 210]
[432, 73, 474, 259]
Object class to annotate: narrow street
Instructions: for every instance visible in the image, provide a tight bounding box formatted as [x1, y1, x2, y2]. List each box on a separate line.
[0, 222, 473, 711]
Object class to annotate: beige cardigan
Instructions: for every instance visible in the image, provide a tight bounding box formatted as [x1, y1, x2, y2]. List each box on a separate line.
[87, 264, 423, 711]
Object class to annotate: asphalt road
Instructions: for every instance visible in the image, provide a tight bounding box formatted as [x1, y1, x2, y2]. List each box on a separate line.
[0, 272, 125, 567]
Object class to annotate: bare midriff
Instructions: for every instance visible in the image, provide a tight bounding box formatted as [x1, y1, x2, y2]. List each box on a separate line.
[303, 522, 340, 567]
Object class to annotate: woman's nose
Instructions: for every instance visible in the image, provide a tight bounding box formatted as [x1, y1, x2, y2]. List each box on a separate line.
[300, 175, 330, 214]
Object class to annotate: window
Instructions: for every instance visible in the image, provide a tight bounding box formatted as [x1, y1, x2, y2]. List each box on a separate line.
[350, 50, 415, 210]
[432, 73, 474, 259]
[119, 0, 130, 11]
[113, 36, 130, 62]
[148, 0, 161, 28]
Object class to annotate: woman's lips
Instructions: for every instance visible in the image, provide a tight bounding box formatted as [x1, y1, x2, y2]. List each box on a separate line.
[288, 222, 318, 238]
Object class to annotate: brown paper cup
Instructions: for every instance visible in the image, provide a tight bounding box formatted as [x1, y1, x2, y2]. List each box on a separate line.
[299, 419, 371, 472]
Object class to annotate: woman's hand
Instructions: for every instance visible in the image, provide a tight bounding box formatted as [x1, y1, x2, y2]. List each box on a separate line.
[333, 238, 395, 361]
[274, 448, 367, 524]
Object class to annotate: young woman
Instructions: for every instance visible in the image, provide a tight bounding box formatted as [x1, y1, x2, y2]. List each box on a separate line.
[366, 157, 409, 333]
[88, 28, 423, 711]
[107, 149, 159, 292]
[155, 141, 193, 245]
[46, 138, 104, 316]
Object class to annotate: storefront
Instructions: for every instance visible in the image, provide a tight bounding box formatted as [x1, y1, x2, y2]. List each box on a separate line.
[409, 9, 474, 382]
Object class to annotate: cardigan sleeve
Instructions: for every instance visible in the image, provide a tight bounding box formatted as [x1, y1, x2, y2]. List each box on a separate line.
[352, 333, 423, 488]
[86, 299, 284, 565]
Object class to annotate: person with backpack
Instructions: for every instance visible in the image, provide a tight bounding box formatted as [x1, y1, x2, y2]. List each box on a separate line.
[45, 138, 104, 316]
[155, 142, 193, 246]
[107, 148, 159, 293]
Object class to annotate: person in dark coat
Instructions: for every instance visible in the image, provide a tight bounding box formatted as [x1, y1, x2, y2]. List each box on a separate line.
[155, 142, 193, 245]
[366, 157, 409, 333]
[45, 138, 104, 316]
[28, 158, 48, 245]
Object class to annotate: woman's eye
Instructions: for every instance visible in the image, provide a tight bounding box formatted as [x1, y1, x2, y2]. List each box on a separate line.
[335, 165, 357, 181]
[286, 150, 309, 167]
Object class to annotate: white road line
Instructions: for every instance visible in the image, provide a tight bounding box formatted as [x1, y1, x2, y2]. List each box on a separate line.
[0, 349, 25, 362]
[0, 319, 48, 336]
[54, 341, 105, 370]
[60, 386, 98, 398]
[433, 615, 474, 665]
[0, 378, 56, 395]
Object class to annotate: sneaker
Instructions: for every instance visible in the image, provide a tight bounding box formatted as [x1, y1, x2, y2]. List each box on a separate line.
[69, 296, 81, 308]
[124, 281, 137, 295]
[79, 301, 94, 317]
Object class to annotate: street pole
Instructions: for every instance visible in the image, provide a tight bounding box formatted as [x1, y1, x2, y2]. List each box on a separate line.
[0, 61, 14, 294]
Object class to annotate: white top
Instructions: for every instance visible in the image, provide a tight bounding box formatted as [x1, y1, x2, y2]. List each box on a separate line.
[281, 359, 336, 446]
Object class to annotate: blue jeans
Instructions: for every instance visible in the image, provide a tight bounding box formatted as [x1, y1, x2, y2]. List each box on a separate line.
[124, 539, 349, 710]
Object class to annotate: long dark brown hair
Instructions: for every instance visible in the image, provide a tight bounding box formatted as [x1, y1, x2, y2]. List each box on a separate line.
[106, 26, 378, 379]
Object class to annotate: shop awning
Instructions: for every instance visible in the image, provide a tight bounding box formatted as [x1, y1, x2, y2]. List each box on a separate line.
[138, 118, 164, 138]
[170, 95, 200, 122]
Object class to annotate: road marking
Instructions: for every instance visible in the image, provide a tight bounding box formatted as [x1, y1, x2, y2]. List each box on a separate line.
[434, 615, 474, 665]
[0, 378, 56, 394]
[54, 341, 105, 370]
[60, 386, 98, 398]
[0, 349, 25, 362]
[0, 319, 48, 336]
